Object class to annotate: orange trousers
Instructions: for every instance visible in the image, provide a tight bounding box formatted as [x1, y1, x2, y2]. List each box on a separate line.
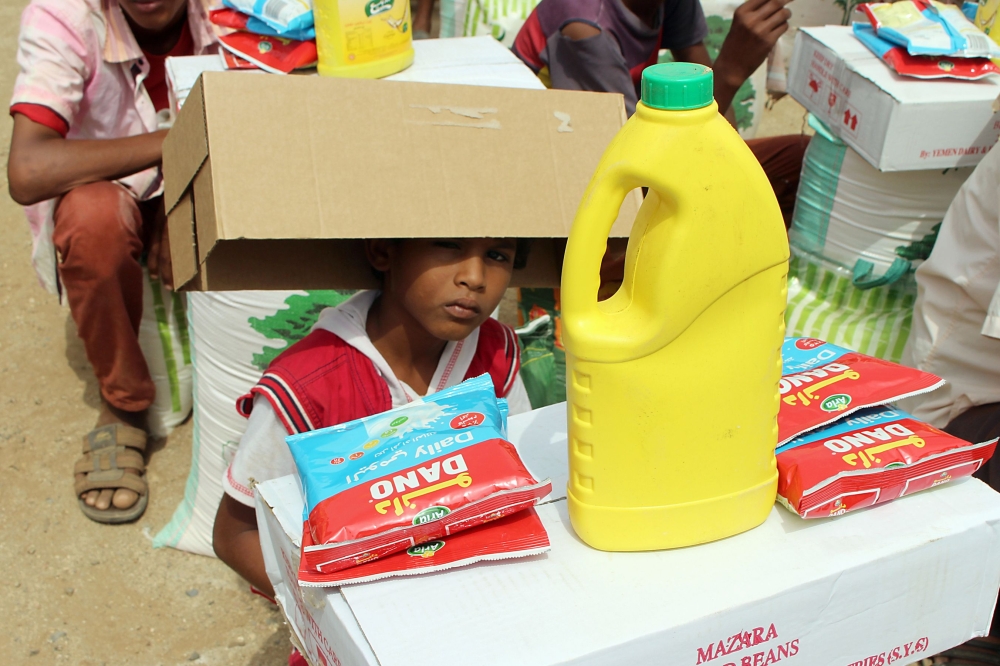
[52, 182, 160, 413]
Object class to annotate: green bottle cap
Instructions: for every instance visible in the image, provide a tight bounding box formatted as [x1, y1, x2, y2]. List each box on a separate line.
[640, 63, 714, 111]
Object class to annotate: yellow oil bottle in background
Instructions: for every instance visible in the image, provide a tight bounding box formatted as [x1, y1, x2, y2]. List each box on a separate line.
[561, 63, 789, 552]
[314, 0, 414, 78]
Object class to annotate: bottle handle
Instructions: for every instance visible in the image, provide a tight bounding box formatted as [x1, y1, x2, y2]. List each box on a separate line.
[561, 164, 641, 332]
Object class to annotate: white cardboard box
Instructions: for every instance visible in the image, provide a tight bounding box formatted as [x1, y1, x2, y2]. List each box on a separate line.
[257, 403, 1000, 666]
[788, 26, 1000, 172]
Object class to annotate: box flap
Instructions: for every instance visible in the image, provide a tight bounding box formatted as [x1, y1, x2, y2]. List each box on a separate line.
[189, 72, 634, 241]
[166, 190, 199, 287]
[163, 75, 210, 213]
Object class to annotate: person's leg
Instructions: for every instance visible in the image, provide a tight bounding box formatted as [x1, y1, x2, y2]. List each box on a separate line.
[53, 181, 156, 513]
[745, 134, 810, 229]
[413, 0, 435, 38]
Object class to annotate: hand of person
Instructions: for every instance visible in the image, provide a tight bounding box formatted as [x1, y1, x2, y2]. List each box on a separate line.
[713, 0, 792, 111]
[146, 201, 173, 290]
[8, 116, 167, 206]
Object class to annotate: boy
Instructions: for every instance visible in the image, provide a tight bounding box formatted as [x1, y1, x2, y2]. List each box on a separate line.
[214, 237, 531, 597]
[512, 0, 807, 224]
[7, 0, 218, 523]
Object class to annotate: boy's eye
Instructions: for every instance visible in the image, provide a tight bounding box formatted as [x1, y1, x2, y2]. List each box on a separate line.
[487, 250, 511, 263]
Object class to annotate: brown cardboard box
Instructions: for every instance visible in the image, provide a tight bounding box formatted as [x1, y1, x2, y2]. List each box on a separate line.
[163, 72, 639, 291]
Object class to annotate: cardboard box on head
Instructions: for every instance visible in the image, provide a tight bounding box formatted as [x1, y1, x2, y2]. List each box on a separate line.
[162, 73, 640, 291]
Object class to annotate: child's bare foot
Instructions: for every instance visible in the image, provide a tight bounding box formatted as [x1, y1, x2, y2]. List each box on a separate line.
[74, 401, 148, 516]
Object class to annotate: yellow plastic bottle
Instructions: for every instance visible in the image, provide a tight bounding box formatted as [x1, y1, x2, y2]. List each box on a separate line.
[561, 63, 789, 552]
[314, 0, 414, 78]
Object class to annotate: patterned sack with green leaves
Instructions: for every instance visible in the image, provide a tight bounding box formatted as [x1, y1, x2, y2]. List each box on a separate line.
[790, 116, 969, 287]
[657, 0, 767, 138]
[785, 250, 917, 363]
[785, 116, 971, 362]
[154, 290, 352, 557]
[138, 269, 192, 438]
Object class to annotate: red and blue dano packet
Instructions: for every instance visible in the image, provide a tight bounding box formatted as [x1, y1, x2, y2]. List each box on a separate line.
[777, 406, 997, 518]
[298, 507, 550, 587]
[287, 375, 551, 574]
[218, 32, 317, 75]
[853, 23, 999, 79]
[778, 338, 945, 446]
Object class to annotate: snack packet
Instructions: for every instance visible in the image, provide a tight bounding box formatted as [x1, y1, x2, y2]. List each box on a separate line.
[862, 0, 1000, 58]
[853, 23, 1000, 78]
[222, 0, 315, 37]
[298, 507, 550, 586]
[221, 50, 261, 70]
[287, 375, 551, 574]
[218, 32, 317, 74]
[210, 7, 316, 41]
[778, 338, 944, 446]
[777, 406, 997, 518]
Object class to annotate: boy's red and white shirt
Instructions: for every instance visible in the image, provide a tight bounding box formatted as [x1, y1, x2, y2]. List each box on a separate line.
[223, 291, 531, 507]
[9, 0, 219, 294]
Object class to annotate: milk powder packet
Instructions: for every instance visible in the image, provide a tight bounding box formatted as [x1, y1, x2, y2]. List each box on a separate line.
[862, 0, 1000, 58]
[223, 0, 315, 36]
[778, 338, 945, 446]
[298, 507, 550, 586]
[218, 32, 317, 74]
[853, 23, 999, 78]
[288, 375, 551, 574]
[777, 406, 997, 518]
[211, 7, 316, 40]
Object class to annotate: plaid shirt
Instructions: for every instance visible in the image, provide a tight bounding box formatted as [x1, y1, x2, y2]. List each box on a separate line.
[9, 0, 219, 294]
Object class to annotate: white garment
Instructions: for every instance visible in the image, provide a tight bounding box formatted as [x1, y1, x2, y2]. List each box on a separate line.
[223, 291, 531, 506]
[902, 145, 1000, 427]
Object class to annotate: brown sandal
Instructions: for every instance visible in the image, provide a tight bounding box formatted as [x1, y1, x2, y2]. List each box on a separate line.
[73, 423, 149, 524]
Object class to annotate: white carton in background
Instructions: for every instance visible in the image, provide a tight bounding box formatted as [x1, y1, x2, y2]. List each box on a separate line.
[789, 26, 1000, 172]
[257, 404, 1000, 666]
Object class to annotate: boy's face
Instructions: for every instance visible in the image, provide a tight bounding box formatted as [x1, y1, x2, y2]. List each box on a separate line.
[368, 239, 518, 342]
[118, 0, 188, 33]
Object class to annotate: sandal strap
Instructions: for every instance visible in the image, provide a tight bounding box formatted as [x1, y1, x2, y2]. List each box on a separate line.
[74, 448, 145, 476]
[75, 424, 148, 497]
[82, 423, 147, 455]
[74, 468, 147, 496]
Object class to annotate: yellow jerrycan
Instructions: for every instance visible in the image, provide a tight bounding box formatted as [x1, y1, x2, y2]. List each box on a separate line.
[561, 63, 789, 552]
[314, 0, 414, 78]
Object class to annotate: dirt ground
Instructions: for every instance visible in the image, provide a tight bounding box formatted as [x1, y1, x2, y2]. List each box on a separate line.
[0, 1, 810, 663]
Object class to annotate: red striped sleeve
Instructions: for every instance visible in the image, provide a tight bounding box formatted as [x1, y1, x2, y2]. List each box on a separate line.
[236, 371, 316, 434]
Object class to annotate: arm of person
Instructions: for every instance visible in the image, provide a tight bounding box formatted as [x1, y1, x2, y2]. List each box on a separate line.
[710, 0, 792, 115]
[213, 494, 274, 598]
[213, 395, 299, 599]
[8, 2, 169, 207]
[547, 22, 641, 115]
[7, 113, 167, 206]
